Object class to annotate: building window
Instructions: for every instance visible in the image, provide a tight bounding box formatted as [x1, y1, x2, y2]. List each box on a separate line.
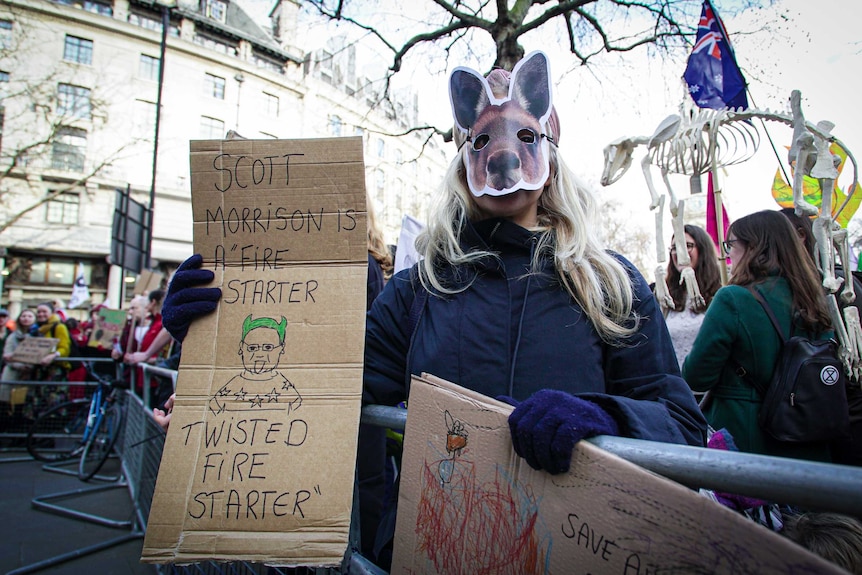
[28, 257, 89, 285]
[329, 115, 342, 137]
[55, 0, 112, 15]
[63, 35, 93, 65]
[57, 84, 91, 119]
[263, 92, 279, 117]
[394, 178, 404, 211]
[0, 20, 11, 50]
[139, 54, 159, 81]
[134, 100, 157, 137]
[194, 34, 237, 57]
[204, 73, 225, 99]
[375, 169, 385, 200]
[128, 12, 161, 32]
[45, 192, 80, 225]
[317, 50, 333, 85]
[83, 1, 113, 16]
[376, 138, 385, 159]
[206, 0, 227, 23]
[253, 53, 283, 75]
[200, 116, 224, 139]
[52, 127, 86, 171]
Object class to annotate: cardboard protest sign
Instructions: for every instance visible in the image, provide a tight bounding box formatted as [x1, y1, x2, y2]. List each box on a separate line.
[87, 307, 126, 349]
[394, 214, 423, 275]
[135, 269, 164, 295]
[393, 374, 844, 575]
[142, 137, 368, 566]
[9, 338, 59, 364]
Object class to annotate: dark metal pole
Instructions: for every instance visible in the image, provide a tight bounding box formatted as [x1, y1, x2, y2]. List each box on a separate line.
[147, 5, 170, 270]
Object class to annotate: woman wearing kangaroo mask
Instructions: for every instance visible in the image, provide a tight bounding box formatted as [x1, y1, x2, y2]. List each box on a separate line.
[163, 49, 705, 472]
[160, 51, 706, 569]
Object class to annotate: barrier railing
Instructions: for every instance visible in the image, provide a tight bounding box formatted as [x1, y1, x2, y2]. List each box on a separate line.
[5, 364, 862, 574]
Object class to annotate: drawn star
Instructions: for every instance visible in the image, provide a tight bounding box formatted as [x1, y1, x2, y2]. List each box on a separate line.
[250, 395, 264, 408]
[281, 379, 294, 392]
[265, 388, 280, 403]
[233, 388, 248, 402]
[216, 384, 232, 397]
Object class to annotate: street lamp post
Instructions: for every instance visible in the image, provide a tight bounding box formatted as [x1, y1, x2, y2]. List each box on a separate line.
[147, 0, 175, 270]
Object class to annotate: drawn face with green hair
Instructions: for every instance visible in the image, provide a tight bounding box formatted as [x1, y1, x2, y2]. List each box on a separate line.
[238, 315, 287, 374]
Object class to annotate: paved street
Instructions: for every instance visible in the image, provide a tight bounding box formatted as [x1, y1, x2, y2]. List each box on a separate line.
[0, 451, 155, 575]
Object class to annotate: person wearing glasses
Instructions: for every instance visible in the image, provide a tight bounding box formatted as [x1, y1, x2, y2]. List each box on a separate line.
[207, 314, 302, 417]
[683, 210, 834, 461]
[659, 224, 722, 369]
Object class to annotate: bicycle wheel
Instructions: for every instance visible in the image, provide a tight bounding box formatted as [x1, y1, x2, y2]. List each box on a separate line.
[26, 399, 90, 462]
[78, 402, 123, 481]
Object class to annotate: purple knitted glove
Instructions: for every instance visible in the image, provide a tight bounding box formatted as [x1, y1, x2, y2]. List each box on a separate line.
[508, 389, 619, 475]
[162, 254, 221, 343]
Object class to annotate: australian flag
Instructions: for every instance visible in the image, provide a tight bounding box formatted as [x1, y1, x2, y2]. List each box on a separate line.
[684, 0, 748, 110]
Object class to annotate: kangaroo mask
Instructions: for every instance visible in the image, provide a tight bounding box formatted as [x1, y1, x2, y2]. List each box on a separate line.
[449, 50, 556, 198]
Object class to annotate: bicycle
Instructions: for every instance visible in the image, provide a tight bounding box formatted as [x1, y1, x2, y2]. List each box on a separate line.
[26, 360, 126, 481]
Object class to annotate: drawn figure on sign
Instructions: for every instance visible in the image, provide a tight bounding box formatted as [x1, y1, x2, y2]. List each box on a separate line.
[438, 411, 468, 487]
[208, 314, 302, 416]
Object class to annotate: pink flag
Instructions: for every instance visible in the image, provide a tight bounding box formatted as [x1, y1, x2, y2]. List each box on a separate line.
[706, 172, 730, 252]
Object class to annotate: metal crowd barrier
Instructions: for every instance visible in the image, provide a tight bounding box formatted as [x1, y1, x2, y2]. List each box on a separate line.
[4, 363, 862, 574]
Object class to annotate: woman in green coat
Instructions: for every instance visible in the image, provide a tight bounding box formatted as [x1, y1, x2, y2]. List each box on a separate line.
[683, 210, 834, 462]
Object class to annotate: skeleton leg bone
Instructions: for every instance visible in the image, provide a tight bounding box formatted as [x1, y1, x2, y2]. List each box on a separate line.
[834, 228, 856, 305]
[843, 306, 862, 382]
[641, 154, 662, 210]
[826, 293, 854, 379]
[654, 264, 673, 311]
[792, 133, 819, 217]
[670, 198, 705, 311]
[655, 211, 675, 310]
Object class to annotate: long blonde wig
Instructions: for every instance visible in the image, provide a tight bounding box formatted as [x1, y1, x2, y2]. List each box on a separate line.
[416, 146, 639, 344]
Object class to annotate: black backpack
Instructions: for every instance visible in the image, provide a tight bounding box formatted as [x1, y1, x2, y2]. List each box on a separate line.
[740, 288, 849, 443]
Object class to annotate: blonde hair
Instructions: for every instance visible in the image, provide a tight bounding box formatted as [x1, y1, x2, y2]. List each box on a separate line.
[367, 194, 393, 279]
[417, 146, 638, 344]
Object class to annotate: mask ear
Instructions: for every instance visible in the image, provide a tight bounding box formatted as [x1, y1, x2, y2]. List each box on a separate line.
[510, 51, 552, 126]
[449, 67, 491, 135]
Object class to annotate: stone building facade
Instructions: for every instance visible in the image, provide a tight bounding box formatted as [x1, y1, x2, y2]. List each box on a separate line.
[0, 0, 449, 319]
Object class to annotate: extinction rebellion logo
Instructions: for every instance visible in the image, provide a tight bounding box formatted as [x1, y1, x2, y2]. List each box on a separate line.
[820, 365, 840, 386]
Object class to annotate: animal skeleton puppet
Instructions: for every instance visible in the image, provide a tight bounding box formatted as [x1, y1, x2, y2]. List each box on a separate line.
[600, 91, 862, 379]
[449, 50, 556, 198]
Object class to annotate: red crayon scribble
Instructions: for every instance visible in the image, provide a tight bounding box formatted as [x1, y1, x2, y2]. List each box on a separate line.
[415, 458, 550, 575]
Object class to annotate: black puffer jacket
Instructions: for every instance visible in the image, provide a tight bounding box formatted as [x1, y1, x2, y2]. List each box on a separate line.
[364, 217, 706, 447]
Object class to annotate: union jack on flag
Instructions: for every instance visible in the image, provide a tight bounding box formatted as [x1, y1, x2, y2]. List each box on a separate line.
[683, 0, 748, 110]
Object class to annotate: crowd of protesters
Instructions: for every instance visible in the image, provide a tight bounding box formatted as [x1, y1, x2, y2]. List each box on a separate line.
[2, 50, 862, 575]
[152, 51, 861, 572]
[0, 288, 175, 426]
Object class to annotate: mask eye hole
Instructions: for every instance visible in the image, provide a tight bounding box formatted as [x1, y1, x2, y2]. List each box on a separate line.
[518, 129, 536, 144]
[472, 134, 489, 151]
